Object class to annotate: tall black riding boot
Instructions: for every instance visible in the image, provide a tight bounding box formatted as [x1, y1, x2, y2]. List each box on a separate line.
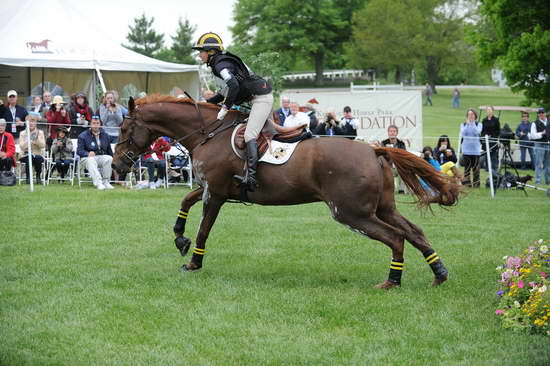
[233, 139, 259, 192]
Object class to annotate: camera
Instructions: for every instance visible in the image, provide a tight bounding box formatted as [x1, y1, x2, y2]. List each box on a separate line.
[499, 123, 515, 148]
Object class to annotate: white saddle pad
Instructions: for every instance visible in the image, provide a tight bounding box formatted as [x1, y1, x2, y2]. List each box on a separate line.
[230, 124, 301, 165]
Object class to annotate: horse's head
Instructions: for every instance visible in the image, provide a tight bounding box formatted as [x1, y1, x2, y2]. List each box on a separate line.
[112, 97, 157, 174]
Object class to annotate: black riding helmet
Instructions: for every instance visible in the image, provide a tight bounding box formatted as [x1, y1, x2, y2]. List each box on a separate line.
[192, 32, 224, 52]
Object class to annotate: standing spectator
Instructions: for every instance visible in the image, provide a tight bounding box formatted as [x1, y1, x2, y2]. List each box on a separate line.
[99, 91, 123, 143]
[314, 111, 345, 136]
[51, 126, 74, 179]
[77, 116, 114, 190]
[69, 92, 92, 138]
[481, 106, 501, 177]
[283, 102, 310, 129]
[382, 125, 407, 193]
[275, 96, 291, 126]
[140, 137, 171, 189]
[28, 96, 43, 114]
[529, 108, 550, 185]
[46, 96, 71, 146]
[451, 88, 460, 108]
[19, 113, 46, 184]
[0, 119, 16, 172]
[433, 135, 457, 164]
[460, 108, 483, 188]
[340, 106, 358, 138]
[424, 83, 433, 106]
[41, 91, 53, 111]
[515, 111, 535, 170]
[381, 125, 407, 150]
[303, 102, 319, 131]
[3, 90, 28, 141]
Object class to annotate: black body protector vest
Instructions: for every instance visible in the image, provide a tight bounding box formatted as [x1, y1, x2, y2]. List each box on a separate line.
[207, 52, 272, 108]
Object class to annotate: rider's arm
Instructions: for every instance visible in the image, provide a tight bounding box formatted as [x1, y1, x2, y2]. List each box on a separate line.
[214, 63, 240, 110]
[206, 93, 224, 105]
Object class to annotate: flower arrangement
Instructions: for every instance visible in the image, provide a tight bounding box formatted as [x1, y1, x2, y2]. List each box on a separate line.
[495, 239, 550, 334]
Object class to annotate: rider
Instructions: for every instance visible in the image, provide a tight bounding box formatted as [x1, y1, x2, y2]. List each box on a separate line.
[192, 32, 273, 192]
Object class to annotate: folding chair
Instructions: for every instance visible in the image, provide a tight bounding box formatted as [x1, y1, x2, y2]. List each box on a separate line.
[165, 144, 193, 189]
[46, 143, 76, 185]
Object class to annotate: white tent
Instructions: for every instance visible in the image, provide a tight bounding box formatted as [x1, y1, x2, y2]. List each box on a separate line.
[0, 0, 200, 106]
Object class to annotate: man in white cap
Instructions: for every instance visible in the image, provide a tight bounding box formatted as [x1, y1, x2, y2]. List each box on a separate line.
[2, 90, 28, 141]
[77, 115, 114, 190]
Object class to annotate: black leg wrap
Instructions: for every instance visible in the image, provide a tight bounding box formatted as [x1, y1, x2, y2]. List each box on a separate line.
[174, 236, 192, 256]
[423, 249, 448, 279]
[173, 210, 189, 234]
[388, 259, 404, 285]
[191, 247, 206, 266]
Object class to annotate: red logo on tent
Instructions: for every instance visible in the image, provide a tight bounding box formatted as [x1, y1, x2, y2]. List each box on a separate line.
[26, 39, 52, 53]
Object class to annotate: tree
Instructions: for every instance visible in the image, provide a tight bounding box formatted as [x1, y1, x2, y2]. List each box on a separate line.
[348, 0, 470, 87]
[231, 0, 365, 85]
[473, 0, 550, 107]
[170, 18, 197, 64]
[123, 13, 164, 57]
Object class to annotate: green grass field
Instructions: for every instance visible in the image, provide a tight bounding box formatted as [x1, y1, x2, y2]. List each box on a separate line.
[2, 88, 550, 365]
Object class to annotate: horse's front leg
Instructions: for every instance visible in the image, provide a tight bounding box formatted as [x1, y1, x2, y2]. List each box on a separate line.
[174, 187, 204, 256]
[181, 193, 225, 272]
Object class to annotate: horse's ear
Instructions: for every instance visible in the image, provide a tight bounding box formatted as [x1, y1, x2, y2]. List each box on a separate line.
[128, 96, 135, 113]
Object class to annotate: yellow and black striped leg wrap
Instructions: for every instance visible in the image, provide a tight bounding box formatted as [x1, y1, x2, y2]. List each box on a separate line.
[191, 247, 206, 266]
[423, 249, 448, 279]
[174, 209, 189, 235]
[388, 259, 404, 285]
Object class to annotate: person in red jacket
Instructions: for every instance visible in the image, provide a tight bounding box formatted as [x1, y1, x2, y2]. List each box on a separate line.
[0, 119, 16, 171]
[46, 95, 71, 142]
[69, 92, 93, 138]
[139, 137, 171, 189]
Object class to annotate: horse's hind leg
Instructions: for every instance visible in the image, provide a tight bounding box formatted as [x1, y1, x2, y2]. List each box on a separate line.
[334, 209, 406, 290]
[174, 187, 204, 256]
[376, 157, 448, 286]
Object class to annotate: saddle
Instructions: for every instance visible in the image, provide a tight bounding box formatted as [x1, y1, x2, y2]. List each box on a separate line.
[234, 121, 309, 158]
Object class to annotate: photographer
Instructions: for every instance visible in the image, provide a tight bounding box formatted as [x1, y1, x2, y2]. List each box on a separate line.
[422, 146, 441, 170]
[69, 92, 92, 138]
[433, 135, 457, 164]
[313, 111, 345, 136]
[46, 95, 71, 148]
[77, 116, 114, 190]
[99, 91, 123, 143]
[51, 126, 73, 179]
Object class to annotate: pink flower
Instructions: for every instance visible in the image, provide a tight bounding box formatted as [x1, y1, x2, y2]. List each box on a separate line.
[512, 271, 520, 277]
[541, 272, 548, 279]
[518, 280, 524, 289]
[495, 309, 504, 315]
[507, 256, 522, 269]
[529, 282, 537, 288]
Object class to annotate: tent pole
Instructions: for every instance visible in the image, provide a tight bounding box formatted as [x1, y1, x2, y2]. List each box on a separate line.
[27, 67, 31, 98]
[41, 68, 44, 95]
[95, 68, 107, 93]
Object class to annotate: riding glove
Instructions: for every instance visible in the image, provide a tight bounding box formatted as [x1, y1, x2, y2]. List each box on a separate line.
[217, 107, 228, 121]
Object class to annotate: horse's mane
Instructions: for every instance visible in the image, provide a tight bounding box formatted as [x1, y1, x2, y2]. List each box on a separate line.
[135, 94, 221, 110]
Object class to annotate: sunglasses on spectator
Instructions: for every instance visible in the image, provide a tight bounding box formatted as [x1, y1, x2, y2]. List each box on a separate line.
[8, 95, 16, 98]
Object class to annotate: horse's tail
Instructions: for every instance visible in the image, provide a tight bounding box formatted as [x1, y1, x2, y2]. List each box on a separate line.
[373, 146, 462, 208]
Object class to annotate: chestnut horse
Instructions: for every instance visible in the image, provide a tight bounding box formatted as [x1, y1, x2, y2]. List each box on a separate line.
[113, 95, 461, 289]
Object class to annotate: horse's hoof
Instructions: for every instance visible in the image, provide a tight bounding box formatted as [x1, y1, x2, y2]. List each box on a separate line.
[179, 263, 202, 272]
[431, 275, 448, 287]
[175, 236, 192, 257]
[374, 280, 400, 290]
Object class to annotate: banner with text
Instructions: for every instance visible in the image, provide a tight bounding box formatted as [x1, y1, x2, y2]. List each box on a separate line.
[284, 91, 423, 152]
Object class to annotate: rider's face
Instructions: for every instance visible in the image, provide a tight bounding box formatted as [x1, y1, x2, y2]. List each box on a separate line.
[199, 51, 209, 63]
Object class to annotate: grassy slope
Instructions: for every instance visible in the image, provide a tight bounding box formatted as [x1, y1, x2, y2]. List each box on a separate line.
[2, 89, 550, 365]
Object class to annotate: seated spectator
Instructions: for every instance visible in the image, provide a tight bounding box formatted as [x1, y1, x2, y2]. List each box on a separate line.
[137, 137, 171, 189]
[381, 125, 406, 149]
[283, 102, 310, 130]
[69, 92, 92, 138]
[314, 111, 345, 136]
[19, 113, 46, 184]
[423, 145, 463, 181]
[460, 108, 482, 188]
[422, 146, 441, 170]
[433, 134, 457, 164]
[275, 96, 291, 126]
[77, 116, 114, 190]
[3, 90, 28, 141]
[0, 119, 16, 172]
[340, 106, 358, 138]
[51, 126, 74, 179]
[515, 111, 535, 170]
[99, 91, 123, 143]
[46, 96, 71, 146]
